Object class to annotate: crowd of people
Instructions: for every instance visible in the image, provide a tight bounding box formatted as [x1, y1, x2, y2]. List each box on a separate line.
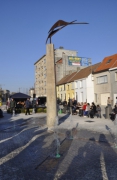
[1, 96, 117, 120]
[62, 97, 117, 121]
[5, 98, 37, 115]
[62, 98, 102, 118]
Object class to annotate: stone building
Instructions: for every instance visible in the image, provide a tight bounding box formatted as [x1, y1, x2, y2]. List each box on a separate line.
[29, 88, 35, 98]
[34, 47, 77, 98]
[34, 47, 88, 99]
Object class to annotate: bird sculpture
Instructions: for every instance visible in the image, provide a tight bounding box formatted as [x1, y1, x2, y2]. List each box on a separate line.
[46, 19, 89, 43]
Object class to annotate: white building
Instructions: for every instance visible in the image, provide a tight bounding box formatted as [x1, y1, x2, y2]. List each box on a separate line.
[71, 63, 100, 103]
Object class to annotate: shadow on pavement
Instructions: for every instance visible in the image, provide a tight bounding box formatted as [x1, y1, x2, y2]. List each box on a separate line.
[58, 113, 70, 125]
[55, 134, 117, 180]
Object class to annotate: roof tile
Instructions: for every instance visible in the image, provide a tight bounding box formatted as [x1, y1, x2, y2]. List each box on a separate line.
[94, 54, 117, 73]
[57, 63, 100, 85]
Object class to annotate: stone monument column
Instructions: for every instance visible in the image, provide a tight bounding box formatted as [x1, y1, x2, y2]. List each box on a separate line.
[46, 44, 57, 130]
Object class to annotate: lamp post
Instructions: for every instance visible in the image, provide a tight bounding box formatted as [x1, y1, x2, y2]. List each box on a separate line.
[46, 20, 88, 130]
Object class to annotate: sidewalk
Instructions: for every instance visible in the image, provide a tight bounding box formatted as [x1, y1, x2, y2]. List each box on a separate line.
[58, 113, 117, 135]
[0, 107, 117, 180]
[0, 107, 116, 136]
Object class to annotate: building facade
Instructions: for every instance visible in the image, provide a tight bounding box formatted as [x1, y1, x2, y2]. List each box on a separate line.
[29, 88, 35, 98]
[93, 54, 117, 106]
[109, 67, 117, 105]
[34, 55, 46, 98]
[34, 47, 79, 98]
[93, 71, 111, 105]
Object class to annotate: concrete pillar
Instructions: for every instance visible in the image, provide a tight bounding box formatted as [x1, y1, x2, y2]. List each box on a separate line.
[46, 44, 57, 130]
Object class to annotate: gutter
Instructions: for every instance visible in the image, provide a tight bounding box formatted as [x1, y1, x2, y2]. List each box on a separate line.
[109, 67, 117, 71]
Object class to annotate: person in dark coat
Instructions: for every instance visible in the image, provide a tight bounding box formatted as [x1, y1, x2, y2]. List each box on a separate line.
[25, 98, 31, 115]
[72, 98, 77, 115]
[62, 99, 67, 113]
[96, 105, 101, 118]
[89, 106, 94, 118]
[110, 104, 117, 121]
[91, 102, 97, 115]
[0, 108, 4, 118]
[113, 104, 117, 114]
[10, 98, 16, 114]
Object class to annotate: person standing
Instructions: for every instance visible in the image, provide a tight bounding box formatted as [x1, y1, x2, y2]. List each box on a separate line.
[10, 98, 16, 114]
[25, 98, 31, 115]
[107, 97, 111, 106]
[116, 97, 117, 105]
[96, 105, 101, 118]
[32, 99, 37, 113]
[72, 98, 77, 115]
[62, 99, 67, 114]
[86, 103, 90, 117]
[83, 102, 87, 117]
[0, 108, 4, 118]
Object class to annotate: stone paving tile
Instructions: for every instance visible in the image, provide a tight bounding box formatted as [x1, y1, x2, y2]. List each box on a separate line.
[0, 122, 65, 180]
[0, 115, 117, 180]
[36, 139, 117, 180]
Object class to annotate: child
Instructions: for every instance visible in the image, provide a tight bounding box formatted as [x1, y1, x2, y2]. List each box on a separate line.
[96, 105, 101, 118]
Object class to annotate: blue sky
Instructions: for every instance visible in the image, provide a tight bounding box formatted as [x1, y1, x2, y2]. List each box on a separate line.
[0, 0, 117, 93]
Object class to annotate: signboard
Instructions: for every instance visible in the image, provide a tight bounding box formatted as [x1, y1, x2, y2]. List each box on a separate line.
[68, 56, 81, 66]
[68, 56, 92, 66]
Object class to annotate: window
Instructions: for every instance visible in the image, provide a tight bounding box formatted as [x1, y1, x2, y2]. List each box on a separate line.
[97, 75, 107, 84]
[95, 93, 97, 103]
[44, 74, 46, 78]
[44, 59, 46, 63]
[65, 93, 66, 100]
[61, 94, 62, 101]
[76, 92, 77, 101]
[80, 92, 83, 102]
[68, 85, 69, 90]
[68, 93, 70, 99]
[80, 80, 83, 88]
[71, 82, 74, 89]
[64, 84, 65, 91]
[115, 72, 117, 81]
[106, 59, 112, 64]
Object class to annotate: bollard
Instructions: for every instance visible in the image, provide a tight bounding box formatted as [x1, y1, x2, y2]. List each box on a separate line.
[105, 106, 112, 119]
[59, 109, 62, 114]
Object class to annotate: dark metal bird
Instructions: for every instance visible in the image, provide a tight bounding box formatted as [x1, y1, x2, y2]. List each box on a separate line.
[46, 20, 89, 43]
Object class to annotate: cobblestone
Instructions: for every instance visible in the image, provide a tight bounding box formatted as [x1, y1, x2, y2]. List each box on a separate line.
[0, 113, 117, 179]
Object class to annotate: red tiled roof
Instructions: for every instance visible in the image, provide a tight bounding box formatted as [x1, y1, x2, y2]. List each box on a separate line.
[56, 72, 77, 85]
[56, 58, 62, 63]
[57, 63, 100, 85]
[94, 54, 117, 73]
[68, 63, 100, 82]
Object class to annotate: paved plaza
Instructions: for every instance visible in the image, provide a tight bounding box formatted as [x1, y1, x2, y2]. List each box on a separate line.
[0, 106, 117, 180]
